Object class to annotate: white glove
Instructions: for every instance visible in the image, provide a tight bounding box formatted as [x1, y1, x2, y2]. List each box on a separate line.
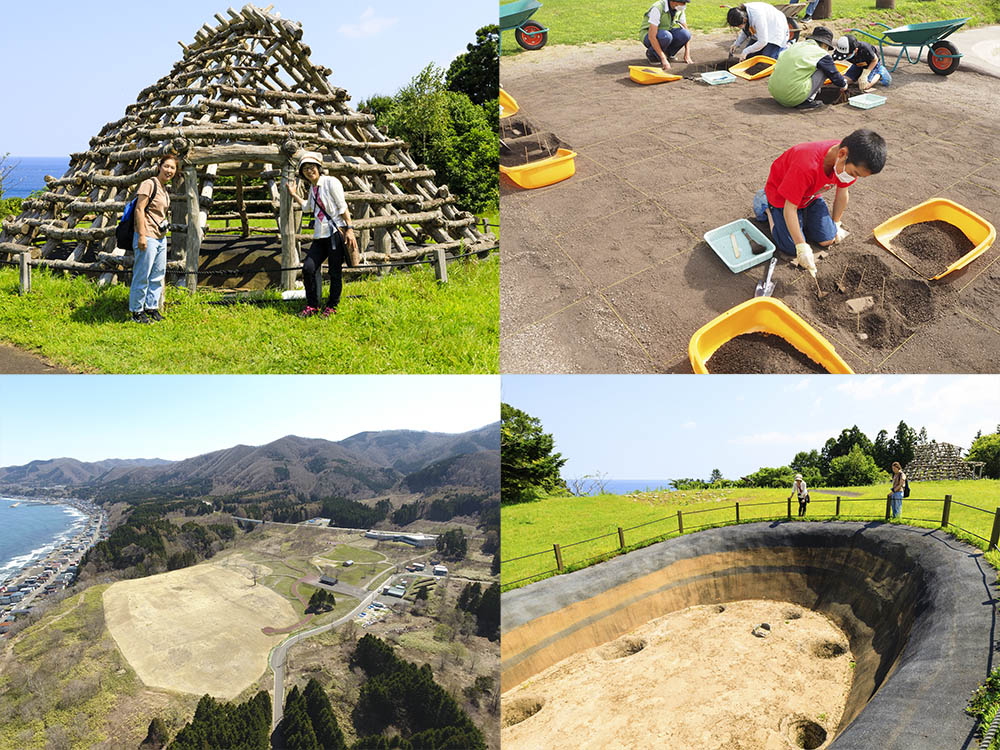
[795, 242, 817, 278]
[835, 221, 850, 243]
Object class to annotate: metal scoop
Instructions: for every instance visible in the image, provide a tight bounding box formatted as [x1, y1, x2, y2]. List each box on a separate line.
[754, 257, 777, 297]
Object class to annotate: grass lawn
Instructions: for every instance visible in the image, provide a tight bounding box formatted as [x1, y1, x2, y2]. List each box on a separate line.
[0, 253, 498, 373]
[321, 562, 392, 587]
[367, 569, 395, 592]
[500, 0, 999, 54]
[322, 544, 386, 564]
[501, 479, 1000, 589]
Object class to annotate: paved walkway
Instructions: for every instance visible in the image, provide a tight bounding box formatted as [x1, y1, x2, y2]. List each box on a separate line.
[949, 26, 1000, 78]
[0, 343, 71, 373]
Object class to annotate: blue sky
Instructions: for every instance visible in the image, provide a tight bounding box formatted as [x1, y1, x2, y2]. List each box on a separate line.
[502, 375, 1000, 480]
[1, 1, 496, 156]
[0, 376, 499, 466]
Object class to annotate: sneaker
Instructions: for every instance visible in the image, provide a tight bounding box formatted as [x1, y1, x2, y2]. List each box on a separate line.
[145, 309, 165, 322]
[796, 98, 823, 110]
[645, 51, 659, 64]
[320, 307, 337, 319]
[298, 306, 320, 319]
[131, 311, 151, 324]
[803, 14, 812, 20]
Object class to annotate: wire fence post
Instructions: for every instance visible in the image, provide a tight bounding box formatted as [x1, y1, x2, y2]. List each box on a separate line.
[836, 496, 841, 516]
[677, 510, 684, 535]
[989, 509, 1000, 552]
[735, 502, 740, 523]
[885, 495, 892, 521]
[553, 543, 563, 572]
[433, 247, 448, 283]
[617, 527, 625, 550]
[787, 497, 792, 519]
[941, 495, 952, 528]
[18, 253, 30, 295]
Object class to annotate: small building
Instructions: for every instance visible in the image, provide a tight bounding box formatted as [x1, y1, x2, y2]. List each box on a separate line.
[364, 530, 437, 547]
[433, 565, 448, 576]
[343, 560, 354, 567]
[386, 585, 407, 598]
[319, 575, 338, 587]
[413, 562, 425, 571]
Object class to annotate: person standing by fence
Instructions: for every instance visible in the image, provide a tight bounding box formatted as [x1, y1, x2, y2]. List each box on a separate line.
[129, 154, 178, 323]
[889, 462, 906, 518]
[789, 474, 810, 516]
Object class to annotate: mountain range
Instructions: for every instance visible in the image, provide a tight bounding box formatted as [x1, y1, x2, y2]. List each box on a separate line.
[0, 423, 500, 502]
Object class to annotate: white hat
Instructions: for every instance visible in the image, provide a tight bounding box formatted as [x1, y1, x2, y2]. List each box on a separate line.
[795, 474, 803, 481]
[835, 36, 851, 56]
[297, 151, 323, 177]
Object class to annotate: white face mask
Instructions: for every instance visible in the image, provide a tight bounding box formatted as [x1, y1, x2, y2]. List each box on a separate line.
[834, 156, 852, 182]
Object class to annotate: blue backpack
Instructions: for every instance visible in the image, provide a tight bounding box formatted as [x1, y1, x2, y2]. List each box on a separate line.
[115, 179, 157, 250]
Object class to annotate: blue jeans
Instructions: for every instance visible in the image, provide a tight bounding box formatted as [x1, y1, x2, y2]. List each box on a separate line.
[643, 27, 692, 60]
[755, 42, 786, 59]
[804, 0, 820, 15]
[754, 193, 837, 255]
[130, 233, 167, 313]
[890, 491, 903, 518]
[846, 61, 892, 86]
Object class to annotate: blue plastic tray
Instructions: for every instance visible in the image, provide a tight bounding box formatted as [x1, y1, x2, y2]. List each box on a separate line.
[701, 70, 737, 85]
[848, 93, 886, 109]
[704, 219, 776, 273]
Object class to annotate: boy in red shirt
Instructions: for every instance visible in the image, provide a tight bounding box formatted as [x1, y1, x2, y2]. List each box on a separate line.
[752, 129, 886, 276]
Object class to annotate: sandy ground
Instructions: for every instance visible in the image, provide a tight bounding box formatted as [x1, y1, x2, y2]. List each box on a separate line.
[500, 34, 1000, 373]
[501, 599, 852, 750]
[102, 562, 298, 700]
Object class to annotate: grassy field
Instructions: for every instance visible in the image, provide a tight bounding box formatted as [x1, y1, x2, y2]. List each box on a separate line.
[501, 479, 1000, 589]
[0, 252, 498, 373]
[501, 0, 1000, 54]
[321, 544, 386, 564]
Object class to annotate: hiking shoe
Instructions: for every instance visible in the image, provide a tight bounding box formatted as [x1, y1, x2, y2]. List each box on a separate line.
[645, 50, 659, 64]
[320, 307, 337, 319]
[131, 311, 151, 324]
[298, 306, 320, 319]
[145, 309, 165, 322]
[796, 98, 824, 110]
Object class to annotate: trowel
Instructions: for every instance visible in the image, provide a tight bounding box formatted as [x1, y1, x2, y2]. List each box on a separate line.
[754, 256, 777, 297]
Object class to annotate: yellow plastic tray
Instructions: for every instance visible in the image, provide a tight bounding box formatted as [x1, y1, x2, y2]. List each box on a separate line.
[688, 297, 853, 374]
[824, 60, 851, 85]
[729, 55, 776, 80]
[499, 89, 519, 119]
[499, 148, 577, 189]
[872, 198, 996, 280]
[628, 65, 683, 84]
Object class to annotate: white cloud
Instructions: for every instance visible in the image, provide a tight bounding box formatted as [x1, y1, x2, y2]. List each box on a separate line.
[339, 8, 398, 38]
[792, 378, 812, 391]
[833, 375, 928, 400]
[728, 430, 833, 446]
[681, 420, 697, 430]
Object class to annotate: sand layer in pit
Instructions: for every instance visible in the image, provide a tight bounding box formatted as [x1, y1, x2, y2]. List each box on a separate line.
[502, 599, 852, 750]
[893, 220, 975, 277]
[743, 62, 772, 76]
[708, 332, 826, 373]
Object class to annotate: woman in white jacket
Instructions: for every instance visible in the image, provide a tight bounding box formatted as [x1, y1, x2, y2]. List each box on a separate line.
[727, 3, 790, 61]
[286, 152, 358, 318]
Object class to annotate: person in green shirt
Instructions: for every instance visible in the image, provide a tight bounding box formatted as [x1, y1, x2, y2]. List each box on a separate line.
[768, 26, 847, 109]
[641, 0, 694, 70]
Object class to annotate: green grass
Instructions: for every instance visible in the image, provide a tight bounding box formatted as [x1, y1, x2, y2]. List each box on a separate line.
[501, 0, 999, 54]
[501, 479, 1000, 589]
[0, 255, 498, 372]
[322, 545, 386, 564]
[367, 569, 395, 592]
[321, 561, 392, 587]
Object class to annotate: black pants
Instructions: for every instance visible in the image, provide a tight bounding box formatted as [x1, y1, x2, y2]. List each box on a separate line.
[303, 232, 345, 309]
[798, 497, 808, 516]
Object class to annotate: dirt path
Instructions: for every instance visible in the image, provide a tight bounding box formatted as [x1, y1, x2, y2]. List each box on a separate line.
[0, 342, 72, 373]
[502, 599, 852, 750]
[501, 35, 1000, 373]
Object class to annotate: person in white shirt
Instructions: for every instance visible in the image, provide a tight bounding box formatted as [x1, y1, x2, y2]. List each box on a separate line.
[641, 0, 693, 70]
[727, 3, 790, 60]
[789, 473, 810, 517]
[286, 152, 358, 318]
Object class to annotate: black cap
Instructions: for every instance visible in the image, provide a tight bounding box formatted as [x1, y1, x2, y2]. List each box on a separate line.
[807, 26, 836, 49]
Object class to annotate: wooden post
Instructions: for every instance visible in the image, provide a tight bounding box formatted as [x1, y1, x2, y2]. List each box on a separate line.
[617, 527, 625, 550]
[787, 497, 792, 519]
[553, 543, 563, 572]
[235, 174, 249, 237]
[279, 159, 297, 291]
[990, 508, 1000, 552]
[813, 0, 833, 17]
[875, 0, 895, 8]
[18, 252, 30, 294]
[885, 495, 892, 521]
[676, 510, 684, 534]
[836, 496, 841, 516]
[735, 502, 740, 524]
[941, 495, 952, 528]
[183, 165, 201, 291]
[376, 228, 391, 276]
[434, 247, 448, 283]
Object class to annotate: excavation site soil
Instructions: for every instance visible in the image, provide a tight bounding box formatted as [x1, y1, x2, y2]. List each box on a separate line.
[502, 599, 851, 750]
[500, 35, 1000, 373]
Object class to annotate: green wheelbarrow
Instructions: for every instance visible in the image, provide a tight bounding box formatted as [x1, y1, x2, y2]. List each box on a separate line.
[501, 0, 549, 50]
[850, 17, 970, 76]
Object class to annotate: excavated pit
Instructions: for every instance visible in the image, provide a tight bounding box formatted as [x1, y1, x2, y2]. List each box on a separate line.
[501, 522, 992, 749]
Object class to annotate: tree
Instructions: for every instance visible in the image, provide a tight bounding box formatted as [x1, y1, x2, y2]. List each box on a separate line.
[474, 583, 500, 640]
[307, 589, 335, 614]
[436, 528, 468, 560]
[708, 468, 723, 484]
[821, 426, 874, 472]
[279, 686, 320, 750]
[0, 153, 15, 199]
[743, 466, 796, 489]
[968, 432, 1000, 479]
[887, 420, 920, 469]
[415, 585, 429, 601]
[827, 444, 886, 487]
[140, 717, 170, 749]
[445, 25, 499, 105]
[871, 430, 893, 471]
[501, 402, 567, 504]
[303, 678, 346, 750]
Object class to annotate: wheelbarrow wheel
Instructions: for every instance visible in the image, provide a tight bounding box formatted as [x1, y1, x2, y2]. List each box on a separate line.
[787, 17, 801, 44]
[928, 41, 960, 75]
[516, 21, 548, 50]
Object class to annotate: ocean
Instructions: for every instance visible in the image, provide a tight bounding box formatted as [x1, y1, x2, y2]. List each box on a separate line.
[572, 479, 676, 496]
[3, 156, 70, 199]
[0, 498, 86, 584]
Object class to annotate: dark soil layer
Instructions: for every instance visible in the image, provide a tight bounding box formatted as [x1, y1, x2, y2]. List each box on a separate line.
[499, 114, 538, 140]
[807, 252, 939, 349]
[743, 62, 772, 76]
[708, 332, 826, 373]
[501, 132, 570, 168]
[893, 220, 975, 277]
[818, 87, 849, 105]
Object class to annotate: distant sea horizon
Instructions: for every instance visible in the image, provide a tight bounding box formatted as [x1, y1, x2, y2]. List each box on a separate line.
[0, 498, 85, 584]
[3, 156, 70, 198]
[571, 479, 676, 496]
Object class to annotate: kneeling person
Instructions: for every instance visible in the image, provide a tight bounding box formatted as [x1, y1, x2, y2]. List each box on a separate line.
[727, 3, 790, 61]
[768, 26, 846, 109]
[752, 129, 887, 276]
[835, 34, 891, 91]
[641, 0, 693, 70]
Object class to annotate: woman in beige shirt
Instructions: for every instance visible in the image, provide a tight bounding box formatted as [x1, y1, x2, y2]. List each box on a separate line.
[889, 461, 906, 518]
[129, 154, 177, 323]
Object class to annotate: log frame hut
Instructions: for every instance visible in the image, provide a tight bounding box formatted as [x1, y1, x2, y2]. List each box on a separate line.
[0, 4, 496, 291]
